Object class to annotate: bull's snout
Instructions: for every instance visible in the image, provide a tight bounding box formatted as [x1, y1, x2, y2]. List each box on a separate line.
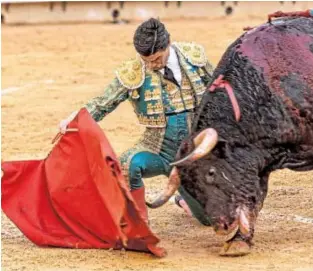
[214, 208, 253, 241]
[214, 217, 239, 240]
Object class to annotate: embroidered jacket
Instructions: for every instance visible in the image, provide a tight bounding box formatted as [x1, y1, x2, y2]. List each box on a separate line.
[85, 42, 214, 128]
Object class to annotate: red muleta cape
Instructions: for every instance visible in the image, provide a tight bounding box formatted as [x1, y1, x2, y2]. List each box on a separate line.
[1, 108, 166, 257]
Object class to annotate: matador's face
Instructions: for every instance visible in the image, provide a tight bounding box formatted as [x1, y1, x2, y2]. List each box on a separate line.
[140, 45, 170, 71]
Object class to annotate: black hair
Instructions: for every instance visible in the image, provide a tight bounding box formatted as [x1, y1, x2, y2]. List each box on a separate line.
[133, 18, 170, 56]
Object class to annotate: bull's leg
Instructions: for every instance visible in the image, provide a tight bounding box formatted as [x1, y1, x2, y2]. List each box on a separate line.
[258, 172, 270, 212]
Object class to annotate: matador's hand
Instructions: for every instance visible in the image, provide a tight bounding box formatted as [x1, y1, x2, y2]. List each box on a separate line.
[59, 111, 78, 134]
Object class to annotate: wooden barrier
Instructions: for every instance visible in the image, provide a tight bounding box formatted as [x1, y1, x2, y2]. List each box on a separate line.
[1, 1, 312, 24]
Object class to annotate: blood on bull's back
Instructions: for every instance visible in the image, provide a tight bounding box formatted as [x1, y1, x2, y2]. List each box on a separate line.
[207, 17, 313, 145]
[238, 17, 313, 134]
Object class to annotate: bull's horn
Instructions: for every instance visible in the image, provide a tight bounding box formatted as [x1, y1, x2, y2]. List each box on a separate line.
[170, 128, 218, 167]
[146, 166, 180, 209]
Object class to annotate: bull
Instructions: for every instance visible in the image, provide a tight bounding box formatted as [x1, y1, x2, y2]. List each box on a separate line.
[147, 14, 313, 256]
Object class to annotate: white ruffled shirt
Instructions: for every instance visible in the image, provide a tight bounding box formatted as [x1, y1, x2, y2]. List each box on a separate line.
[159, 46, 182, 86]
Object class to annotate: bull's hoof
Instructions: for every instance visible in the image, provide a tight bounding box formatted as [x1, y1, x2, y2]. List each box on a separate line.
[219, 240, 251, 257]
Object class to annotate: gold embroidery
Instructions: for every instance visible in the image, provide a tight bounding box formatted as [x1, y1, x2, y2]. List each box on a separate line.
[183, 45, 191, 51]
[147, 103, 153, 115]
[119, 128, 164, 181]
[124, 44, 212, 128]
[150, 73, 160, 86]
[138, 114, 166, 127]
[184, 99, 195, 109]
[128, 71, 136, 81]
[170, 91, 183, 101]
[166, 83, 177, 95]
[171, 94, 193, 103]
[153, 88, 162, 98]
[145, 91, 153, 101]
[182, 89, 194, 97]
[131, 89, 140, 99]
[194, 83, 206, 95]
[147, 101, 163, 115]
[144, 88, 161, 101]
[173, 42, 207, 67]
[198, 68, 205, 77]
[172, 99, 194, 111]
[193, 51, 201, 58]
[160, 67, 198, 114]
[179, 61, 206, 98]
[154, 101, 162, 111]
[188, 72, 201, 82]
[181, 76, 191, 89]
[133, 62, 141, 71]
[116, 58, 145, 89]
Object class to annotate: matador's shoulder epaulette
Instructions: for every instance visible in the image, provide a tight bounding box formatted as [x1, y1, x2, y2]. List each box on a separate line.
[115, 58, 145, 90]
[173, 41, 207, 67]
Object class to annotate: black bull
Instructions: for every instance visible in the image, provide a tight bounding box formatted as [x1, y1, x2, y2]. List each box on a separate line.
[148, 17, 313, 255]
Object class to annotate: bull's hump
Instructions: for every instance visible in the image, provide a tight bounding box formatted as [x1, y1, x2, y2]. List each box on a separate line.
[237, 17, 313, 111]
[237, 18, 313, 83]
[230, 17, 313, 141]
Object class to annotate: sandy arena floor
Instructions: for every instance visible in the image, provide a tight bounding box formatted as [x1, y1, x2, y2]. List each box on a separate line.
[1, 15, 313, 271]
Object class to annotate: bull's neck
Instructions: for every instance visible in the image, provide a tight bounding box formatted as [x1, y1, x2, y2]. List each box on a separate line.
[194, 88, 308, 173]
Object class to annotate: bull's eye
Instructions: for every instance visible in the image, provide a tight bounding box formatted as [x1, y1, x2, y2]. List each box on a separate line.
[208, 167, 216, 176]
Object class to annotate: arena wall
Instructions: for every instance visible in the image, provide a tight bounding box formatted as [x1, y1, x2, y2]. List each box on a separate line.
[1, 1, 312, 24]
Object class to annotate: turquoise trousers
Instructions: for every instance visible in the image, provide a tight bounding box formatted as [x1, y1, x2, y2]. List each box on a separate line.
[126, 112, 211, 226]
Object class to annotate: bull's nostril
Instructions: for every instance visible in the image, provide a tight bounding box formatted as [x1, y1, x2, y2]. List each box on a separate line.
[223, 223, 228, 231]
